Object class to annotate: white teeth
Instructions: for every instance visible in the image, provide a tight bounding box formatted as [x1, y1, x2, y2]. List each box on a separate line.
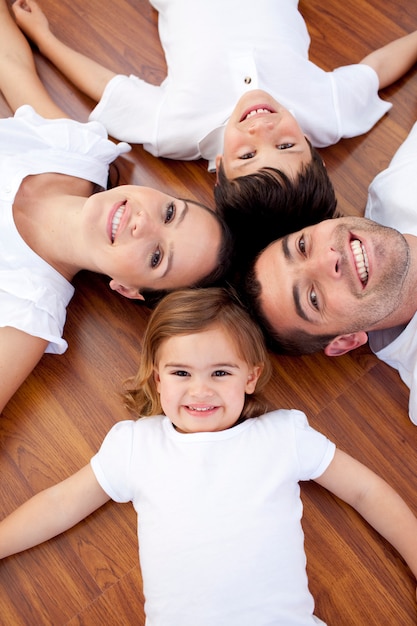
[188, 406, 214, 412]
[245, 108, 271, 120]
[350, 239, 369, 285]
[111, 205, 125, 242]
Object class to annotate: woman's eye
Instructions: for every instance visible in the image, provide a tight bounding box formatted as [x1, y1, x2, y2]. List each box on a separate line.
[151, 247, 162, 268]
[165, 202, 176, 223]
[213, 370, 228, 377]
[298, 236, 306, 254]
[309, 288, 319, 310]
[277, 143, 294, 150]
[239, 152, 256, 160]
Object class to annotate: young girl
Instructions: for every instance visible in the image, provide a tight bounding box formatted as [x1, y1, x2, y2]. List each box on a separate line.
[0, 0, 230, 413]
[1, 287, 416, 625]
[13, 0, 417, 264]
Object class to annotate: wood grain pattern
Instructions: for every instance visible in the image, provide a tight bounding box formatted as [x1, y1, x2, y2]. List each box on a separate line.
[1, 0, 417, 624]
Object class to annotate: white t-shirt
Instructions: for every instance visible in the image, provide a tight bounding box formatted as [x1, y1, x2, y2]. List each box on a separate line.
[365, 121, 417, 424]
[89, 0, 390, 170]
[91, 409, 335, 625]
[0, 105, 130, 353]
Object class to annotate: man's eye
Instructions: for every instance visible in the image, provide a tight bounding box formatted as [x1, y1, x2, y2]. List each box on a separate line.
[151, 247, 162, 268]
[213, 370, 229, 377]
[309, 288, 319, 310]
[165, 202, 176, 223]
[298, 236, 306, 254]
[277, 143, 294, 150]
[239, 152, 256, 160]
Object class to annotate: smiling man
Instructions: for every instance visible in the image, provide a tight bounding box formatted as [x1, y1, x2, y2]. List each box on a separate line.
[246, 121, 417, 425]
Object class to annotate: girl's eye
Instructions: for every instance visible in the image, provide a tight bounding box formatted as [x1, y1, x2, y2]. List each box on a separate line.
[213, 370, 229, 377]
[165, 202, 176, 223]
[298, 236, 306, 255]
[173, 370, 189, 377]
[151, 247, 162, 268]
[239, 152, 255, 160]
[277, 143, 294, 150]
[309, 288, 319, 310]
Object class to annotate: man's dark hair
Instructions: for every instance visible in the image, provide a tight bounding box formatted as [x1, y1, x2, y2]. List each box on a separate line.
[241, 263, 337, 356]
[214, 140, 339, 273]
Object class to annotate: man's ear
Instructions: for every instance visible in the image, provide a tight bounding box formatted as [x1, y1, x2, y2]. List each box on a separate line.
[324, 331, 368, 357]
[109, 280, 145, 301]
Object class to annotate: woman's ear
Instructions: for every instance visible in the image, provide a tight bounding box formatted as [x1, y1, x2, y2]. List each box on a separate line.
[109, 280, 145, 301]
[215, 155, 223, 183]
[324, 332, 368, 356]
[245, 364, 264, 394]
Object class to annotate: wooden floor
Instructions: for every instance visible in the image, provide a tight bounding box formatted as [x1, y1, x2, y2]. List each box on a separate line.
[1, 0, 417, 624]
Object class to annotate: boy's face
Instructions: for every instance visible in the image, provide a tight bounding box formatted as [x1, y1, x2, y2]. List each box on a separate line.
[218, 90, 312, 180]
[154, 326, 261, 434]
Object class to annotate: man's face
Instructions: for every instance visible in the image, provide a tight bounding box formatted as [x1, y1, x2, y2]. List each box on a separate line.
[219, 90, 312, 180]
[255, 217, 411, 339]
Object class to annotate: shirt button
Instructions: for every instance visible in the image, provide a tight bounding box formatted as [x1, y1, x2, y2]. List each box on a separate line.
[244, 76, 252, 84]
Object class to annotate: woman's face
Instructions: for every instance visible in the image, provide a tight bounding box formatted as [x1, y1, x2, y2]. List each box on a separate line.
[81, 186, 223, 298]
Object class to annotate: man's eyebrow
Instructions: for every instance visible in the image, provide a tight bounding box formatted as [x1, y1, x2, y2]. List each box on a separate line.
[160, 201, 188, 279]
[283, 234, 315, 323]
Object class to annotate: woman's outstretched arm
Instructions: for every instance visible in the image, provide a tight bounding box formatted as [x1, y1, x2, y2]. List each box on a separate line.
[13, 0, 116, 103]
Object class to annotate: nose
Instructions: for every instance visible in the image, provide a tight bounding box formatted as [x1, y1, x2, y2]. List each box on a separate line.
[305, 247, 341, 281]
[131, 210, 158, 239]
[189, 376, 214, 399]
[247, 116, 275, 136]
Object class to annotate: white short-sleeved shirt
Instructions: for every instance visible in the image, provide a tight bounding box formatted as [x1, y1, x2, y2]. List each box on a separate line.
[89, 0, 390, 170]
[0, 105, 130, 353]
[91, 409, 335, 625]
[365, 122, 417, 424]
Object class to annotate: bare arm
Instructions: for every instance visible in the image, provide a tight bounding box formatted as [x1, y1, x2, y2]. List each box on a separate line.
[360, 30, 417, 90]
[0, 326, 47, 414]
[12, 0, 116, 103]
[0, 0, 65, 117]
[0, 464, 110, 558]
[316, 449, 417, 584]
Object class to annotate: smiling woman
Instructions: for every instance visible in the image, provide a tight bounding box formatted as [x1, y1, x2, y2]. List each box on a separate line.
[0, 0, 231, 414]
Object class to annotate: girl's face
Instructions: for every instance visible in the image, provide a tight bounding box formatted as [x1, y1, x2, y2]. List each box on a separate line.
[81, 186, 222, 299]
[153, 326, 262, 434]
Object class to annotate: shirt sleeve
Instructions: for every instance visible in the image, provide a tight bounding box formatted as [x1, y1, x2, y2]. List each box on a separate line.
[292, 410, 336, 481]
[90, 420, 137, 502]
[89, 74, 165, 146]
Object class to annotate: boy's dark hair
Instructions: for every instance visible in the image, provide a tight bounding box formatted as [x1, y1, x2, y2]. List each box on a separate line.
[214, 141, 339, 273]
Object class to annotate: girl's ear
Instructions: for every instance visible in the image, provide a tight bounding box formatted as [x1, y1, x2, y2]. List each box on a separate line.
[153, 368, 161, 393]
[215, 155, 223, 183]
[245, 364, 263, 395]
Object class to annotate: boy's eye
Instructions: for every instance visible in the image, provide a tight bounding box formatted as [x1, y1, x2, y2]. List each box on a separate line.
[151, 247, 162, 268]
[298, 236, 306, 254]
[239, 152, 256, 160]
[165, 202, 176, 223]
[277, 143, 294, 150]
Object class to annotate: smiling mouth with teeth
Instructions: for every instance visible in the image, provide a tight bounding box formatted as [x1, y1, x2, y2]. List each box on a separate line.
[187, 406, 215, 412]
[240, 107, 274, 122]
[350, 239, 369, 285]
[111, 203, 126, 242]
